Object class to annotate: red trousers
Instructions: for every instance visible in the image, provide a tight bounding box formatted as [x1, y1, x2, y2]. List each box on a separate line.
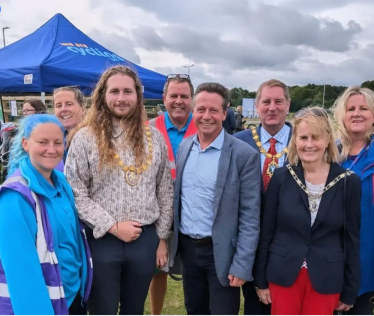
[269, 268, 340, 315]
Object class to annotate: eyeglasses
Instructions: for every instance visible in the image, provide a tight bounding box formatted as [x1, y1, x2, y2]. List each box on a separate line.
[166, 74, 190, 80]
[22, 109, 36, 114]
[294, 107, 328, 119]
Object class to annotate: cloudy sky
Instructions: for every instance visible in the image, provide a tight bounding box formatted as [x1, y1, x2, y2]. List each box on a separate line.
[1, 0, 373, 91]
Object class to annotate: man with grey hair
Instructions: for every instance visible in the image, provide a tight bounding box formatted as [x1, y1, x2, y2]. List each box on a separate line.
[172, 82, 261, 314]
[147, 74, 197, 315]
[234, 79, 292, 315]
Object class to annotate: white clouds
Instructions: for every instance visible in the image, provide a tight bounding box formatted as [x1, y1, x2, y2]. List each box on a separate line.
[1, 0, 374, 91]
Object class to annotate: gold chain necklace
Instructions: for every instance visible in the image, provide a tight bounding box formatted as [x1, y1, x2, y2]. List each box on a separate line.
[114, 126, 153, 186]
[286, 164, 353, 212]
[251, 126, 288, 176]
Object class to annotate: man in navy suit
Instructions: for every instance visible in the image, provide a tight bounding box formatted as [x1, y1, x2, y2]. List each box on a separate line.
[234, 79, 292, 315]
[172, 82, 261, 315]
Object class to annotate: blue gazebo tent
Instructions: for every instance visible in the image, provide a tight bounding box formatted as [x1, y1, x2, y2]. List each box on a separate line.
[0, 13, 166, 99]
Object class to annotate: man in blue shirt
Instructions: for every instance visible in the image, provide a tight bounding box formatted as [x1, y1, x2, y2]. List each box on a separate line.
[147, 74, 197, 315]
[172, 82, 261, 315]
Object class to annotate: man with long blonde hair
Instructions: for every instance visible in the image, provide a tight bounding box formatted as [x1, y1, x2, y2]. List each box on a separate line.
[65, 65, 174, 315]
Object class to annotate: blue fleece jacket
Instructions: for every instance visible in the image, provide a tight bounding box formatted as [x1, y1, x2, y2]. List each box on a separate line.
[0, 157, 87, 315]
[341, 137, 374, 295]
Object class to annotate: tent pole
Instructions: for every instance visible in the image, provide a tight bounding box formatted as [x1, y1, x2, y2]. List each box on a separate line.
[0, 95, 5, 122]
[41, 92, 45, 104]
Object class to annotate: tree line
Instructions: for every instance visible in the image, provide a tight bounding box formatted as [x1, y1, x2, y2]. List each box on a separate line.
[230, 80, 374, 112]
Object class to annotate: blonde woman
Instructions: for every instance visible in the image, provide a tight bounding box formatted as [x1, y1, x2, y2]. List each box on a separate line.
[255, 107, 361, 314]
[334, 86, 374, 314]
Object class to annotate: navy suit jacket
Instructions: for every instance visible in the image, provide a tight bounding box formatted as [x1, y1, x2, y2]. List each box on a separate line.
[255, 163, 361, 305]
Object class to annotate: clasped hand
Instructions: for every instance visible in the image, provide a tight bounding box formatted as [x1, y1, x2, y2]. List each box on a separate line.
[228, 274, 246, 287]
[110, 221, 142, 242]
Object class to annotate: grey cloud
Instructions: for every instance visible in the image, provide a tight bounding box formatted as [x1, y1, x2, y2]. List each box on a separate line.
[4, 0, 372, 94]
[131, 26, 165, 51]
[282, 0, 373, 13]
[114, 0, 203, 25]
[238, 4, 362, 52]
[118, 0, 362, 53]
[154, 64, 215, 88]
[132, 25, 303, 70]
[109, 0, 373, 90]
[88, 29, 141, 64]
[357, 43, 374, 60]
[155, 54, 374, 93]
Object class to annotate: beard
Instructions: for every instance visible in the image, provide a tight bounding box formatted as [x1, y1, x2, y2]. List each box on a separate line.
[109, 104, 144, 128]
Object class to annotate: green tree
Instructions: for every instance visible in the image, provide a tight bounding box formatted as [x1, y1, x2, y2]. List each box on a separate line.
[361, 80, 374, 91]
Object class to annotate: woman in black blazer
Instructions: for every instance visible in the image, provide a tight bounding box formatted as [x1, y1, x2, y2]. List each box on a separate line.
[255, 107, 361, 315]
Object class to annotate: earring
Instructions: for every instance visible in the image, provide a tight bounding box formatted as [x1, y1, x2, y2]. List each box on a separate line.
[293, 155, 299, 165]
[324, 150, 328, 162]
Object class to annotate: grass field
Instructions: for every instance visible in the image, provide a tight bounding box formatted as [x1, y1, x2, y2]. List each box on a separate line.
[144, 277, 245, 315]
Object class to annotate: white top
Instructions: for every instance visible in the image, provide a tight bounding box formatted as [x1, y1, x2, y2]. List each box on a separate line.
[305, 180, 324, 226]
[302, 181, 324, 269]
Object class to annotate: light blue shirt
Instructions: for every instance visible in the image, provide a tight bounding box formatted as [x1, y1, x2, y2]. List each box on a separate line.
[179, 129, 225, 238]
[165, 112, 193, 159]
[260, 124, 290, 171]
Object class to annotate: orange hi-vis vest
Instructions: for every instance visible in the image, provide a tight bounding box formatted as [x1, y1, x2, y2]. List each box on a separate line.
[146, 114, 198, 179]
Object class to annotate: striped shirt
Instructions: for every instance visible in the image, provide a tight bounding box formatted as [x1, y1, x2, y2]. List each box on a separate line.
[260, 124, 290, 170]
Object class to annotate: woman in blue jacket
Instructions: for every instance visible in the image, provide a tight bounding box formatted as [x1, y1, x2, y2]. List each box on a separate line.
[334, 86, 374, 314]
[0, 114, 92, 315]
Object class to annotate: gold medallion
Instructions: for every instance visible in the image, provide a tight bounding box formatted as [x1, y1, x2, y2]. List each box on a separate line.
[114, 126, 153, 186]
[266, 159, 279, 177]
[126, 170, 141, 186]
[250, 126, 288, 179]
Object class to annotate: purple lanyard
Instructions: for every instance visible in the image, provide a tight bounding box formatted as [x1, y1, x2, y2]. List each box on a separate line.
[348, 144, 369, 170]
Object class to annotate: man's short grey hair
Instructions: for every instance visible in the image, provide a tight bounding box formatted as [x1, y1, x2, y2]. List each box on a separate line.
[255, 79, 290, 104]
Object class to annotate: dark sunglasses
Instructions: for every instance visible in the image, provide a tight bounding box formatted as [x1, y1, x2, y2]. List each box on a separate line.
[166, 74, 190, 80]
[294, 107, 328, 119]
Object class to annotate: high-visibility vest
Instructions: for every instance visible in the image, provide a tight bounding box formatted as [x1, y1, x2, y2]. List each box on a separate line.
[147, 114, 197, 179]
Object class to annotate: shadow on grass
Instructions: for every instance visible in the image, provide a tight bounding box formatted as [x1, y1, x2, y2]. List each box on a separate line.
[144, 277, 245, 315]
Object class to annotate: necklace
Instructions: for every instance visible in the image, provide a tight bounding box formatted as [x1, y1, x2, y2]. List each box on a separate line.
[251, 126, 288, 176]
[286, 164, 353, 212]
[114, 126, 153, 186]
[305, 181, 324, 212]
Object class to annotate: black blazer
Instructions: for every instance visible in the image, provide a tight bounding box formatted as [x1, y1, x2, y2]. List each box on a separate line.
[254, 162, 361, 305]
